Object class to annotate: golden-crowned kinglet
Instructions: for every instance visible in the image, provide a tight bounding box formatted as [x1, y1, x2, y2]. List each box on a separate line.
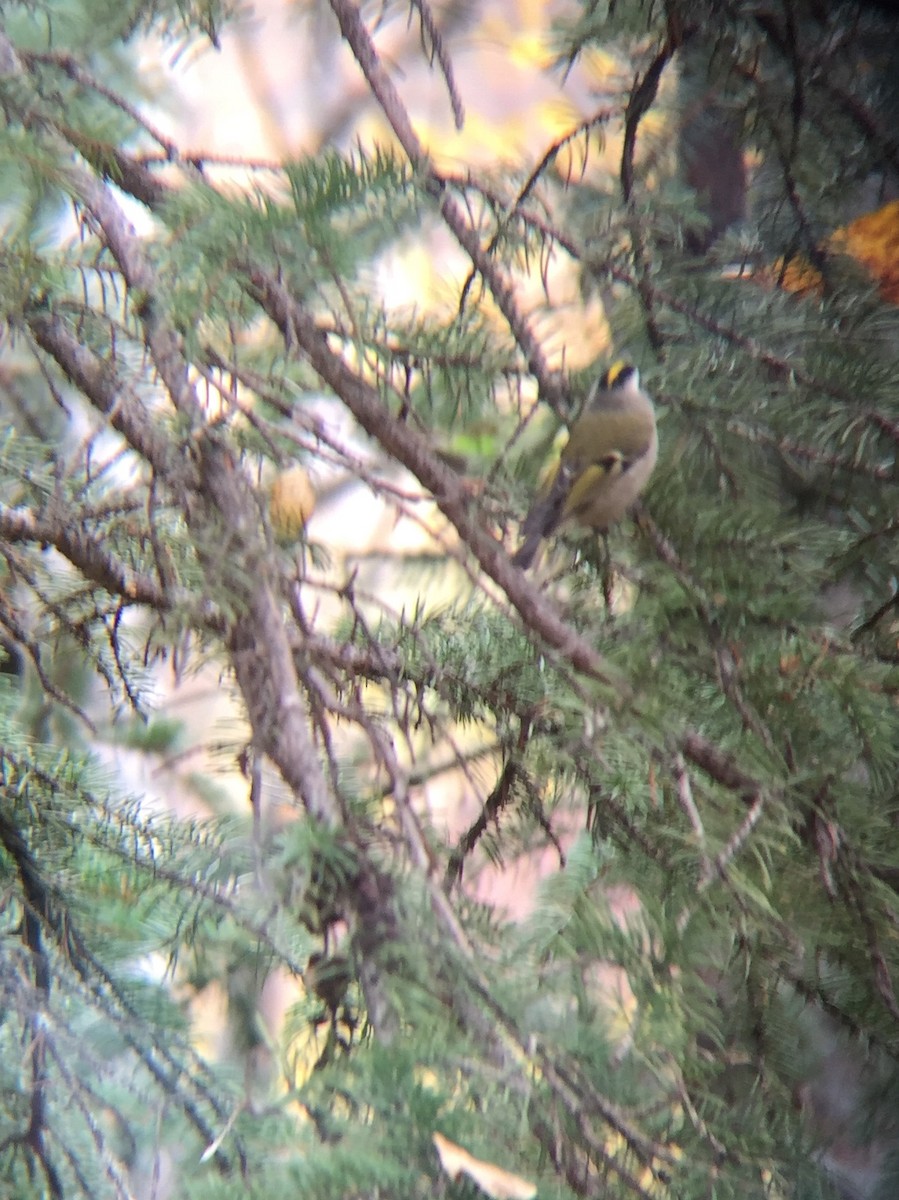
[512, 362, 657, 569]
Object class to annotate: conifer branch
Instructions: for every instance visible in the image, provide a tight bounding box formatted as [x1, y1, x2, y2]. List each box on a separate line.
[852, 584, 899, 641]
[245, 265, 621, 685]
[679, 732, 766, 807]
[30, 170, 341, 831]
[445, 755, 521, 889]
[458, 106, 617, 318]
[0, 810, 61, 1197]
[0, 797, 240, 1176]
[20, 49, 180, 160]
[0, 574, 97, 730]
[406, 0, 465, 130]
[43, 1031, 137, 1200]
[0, 501, 174, 612]
[2, 10, 899, 1195]
[326, 0, 566, 413]
[620, 38, 676, 351]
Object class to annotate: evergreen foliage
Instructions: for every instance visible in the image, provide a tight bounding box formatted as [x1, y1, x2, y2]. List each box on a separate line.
[1, 0, 898, 1197]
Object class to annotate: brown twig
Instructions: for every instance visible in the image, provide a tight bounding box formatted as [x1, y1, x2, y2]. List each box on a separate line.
[406, 0, 465, 130]
[326, 0, 566, 412]
[620, 39, 676, 352]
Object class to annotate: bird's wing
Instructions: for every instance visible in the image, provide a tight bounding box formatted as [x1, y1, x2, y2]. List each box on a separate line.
[562, 453, 623, 520]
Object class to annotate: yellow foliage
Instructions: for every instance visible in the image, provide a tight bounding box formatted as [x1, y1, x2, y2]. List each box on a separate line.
[269, 466, 315, 543]
[433, 1132, 537, 1200]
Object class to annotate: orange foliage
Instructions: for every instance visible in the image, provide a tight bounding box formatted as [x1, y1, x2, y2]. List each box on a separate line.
[773, 198, 899, 303]
[831, 198, 899, 303]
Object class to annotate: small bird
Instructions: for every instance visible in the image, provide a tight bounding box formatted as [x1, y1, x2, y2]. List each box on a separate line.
[512, 362, 658, 569]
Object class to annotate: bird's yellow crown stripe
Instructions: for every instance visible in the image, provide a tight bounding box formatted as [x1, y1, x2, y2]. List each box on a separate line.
[604, 359, 630, 388]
